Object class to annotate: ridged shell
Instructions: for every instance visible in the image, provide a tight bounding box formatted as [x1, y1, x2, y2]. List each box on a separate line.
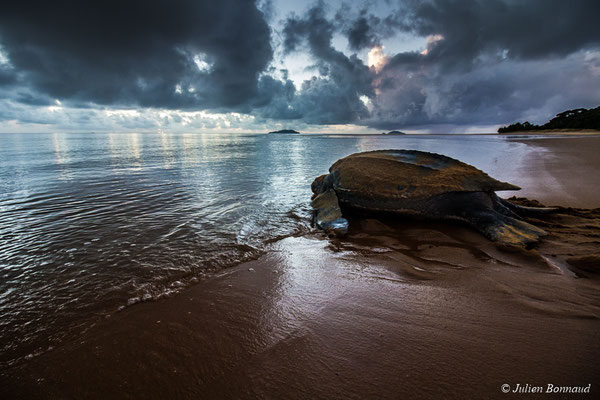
[329, 150, 520, 199]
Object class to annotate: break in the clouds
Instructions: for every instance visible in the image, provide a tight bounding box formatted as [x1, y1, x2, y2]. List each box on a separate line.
[1, 0, 599, 132]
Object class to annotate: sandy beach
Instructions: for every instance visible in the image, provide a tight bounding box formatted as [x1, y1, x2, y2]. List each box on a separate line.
[2, 136, 599, 399]
[508, 136, 600, 208]
[502, 129, 600, 136]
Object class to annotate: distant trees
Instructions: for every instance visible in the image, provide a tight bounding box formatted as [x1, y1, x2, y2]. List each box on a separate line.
[544, 107, 600, 130]
[498, 121, 537, 133]
[498, 106, 600, 133]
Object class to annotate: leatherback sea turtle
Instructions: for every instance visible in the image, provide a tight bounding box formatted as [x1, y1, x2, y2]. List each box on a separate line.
[311, 150, 553, 247]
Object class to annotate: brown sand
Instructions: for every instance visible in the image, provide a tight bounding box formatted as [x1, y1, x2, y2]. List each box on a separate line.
[502, 129, 600, 136]
[2, 138, 600, 399]
[509, 136, 600, 208]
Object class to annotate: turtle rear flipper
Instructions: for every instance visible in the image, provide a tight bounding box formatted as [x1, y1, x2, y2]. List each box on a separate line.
[311, 189, 348, 235]
[476, 212, 547, 247]
[498, 197, 559, 216]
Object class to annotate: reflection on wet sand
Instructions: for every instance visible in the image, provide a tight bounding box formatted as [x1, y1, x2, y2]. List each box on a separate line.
[3, 226, 599, 399]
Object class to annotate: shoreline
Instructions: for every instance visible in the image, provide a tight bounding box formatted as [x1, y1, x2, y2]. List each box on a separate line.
[500, 129, 600, 136]
[3, 225, 599, 399]
[509, 136, 600, 208]
[2, 137, 600, 399]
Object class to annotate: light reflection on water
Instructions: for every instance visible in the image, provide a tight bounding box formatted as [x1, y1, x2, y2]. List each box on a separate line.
[0, 132, 533, 365]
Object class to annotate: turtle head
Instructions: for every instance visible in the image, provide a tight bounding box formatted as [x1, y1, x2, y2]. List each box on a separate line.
[311, 175, 327, 194]
[311, 171, 340, 195]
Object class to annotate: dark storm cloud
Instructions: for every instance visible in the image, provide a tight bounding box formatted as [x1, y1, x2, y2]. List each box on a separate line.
[335, 7, 405, 51]
[368, 51, 600, 130]
[13, 91, 54, 106]
[334, 0, 600, 128]
[0, 70, 15, 86]
[261, 0, 600, 128]
[400, 0, 600, 65]
[1, 0, 600, 130]
[261, 3, 374, 124]
[0, 0, 273, 110]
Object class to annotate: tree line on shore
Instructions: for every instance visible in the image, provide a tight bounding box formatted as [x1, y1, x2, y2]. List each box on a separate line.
[498, 106, 600, 133]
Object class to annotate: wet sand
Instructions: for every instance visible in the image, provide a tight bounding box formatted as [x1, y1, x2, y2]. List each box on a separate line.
[509, 136, 600, 208]
[502, 129, 600, 136]
[2, 137, 600, 399]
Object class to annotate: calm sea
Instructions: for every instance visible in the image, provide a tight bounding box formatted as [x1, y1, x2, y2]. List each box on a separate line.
[0, 132, 537, 366]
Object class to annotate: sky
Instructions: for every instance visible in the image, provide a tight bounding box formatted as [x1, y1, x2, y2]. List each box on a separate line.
[1, 0, 599, 133]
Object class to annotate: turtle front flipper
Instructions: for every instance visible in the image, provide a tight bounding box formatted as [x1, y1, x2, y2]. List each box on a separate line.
[311, 189, 348, 235]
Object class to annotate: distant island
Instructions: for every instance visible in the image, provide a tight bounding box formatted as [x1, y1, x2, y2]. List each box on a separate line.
[382, 130, 406, 135]
[269, 129, 300, 134]
[498, 106, 600, 133]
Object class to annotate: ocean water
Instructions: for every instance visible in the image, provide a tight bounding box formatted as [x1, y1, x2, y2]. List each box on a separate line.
[0, 132, 537, 366]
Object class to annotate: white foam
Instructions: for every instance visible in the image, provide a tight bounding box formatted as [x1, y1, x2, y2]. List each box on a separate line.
[127, 297, 140, 305]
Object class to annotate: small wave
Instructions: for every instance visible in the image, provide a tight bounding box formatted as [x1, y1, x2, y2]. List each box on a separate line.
[113, 203, 314, 317]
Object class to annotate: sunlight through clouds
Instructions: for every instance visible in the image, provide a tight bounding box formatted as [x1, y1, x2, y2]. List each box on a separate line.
[367, 45, 389, 72]
[193, 53, 212, 73]
[420, 34, 444, 56]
